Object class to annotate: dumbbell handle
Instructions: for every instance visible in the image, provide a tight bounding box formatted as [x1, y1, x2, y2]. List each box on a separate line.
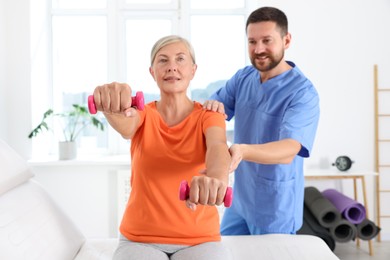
[88, 91, 145, 114]
[179, 180, 233, 207]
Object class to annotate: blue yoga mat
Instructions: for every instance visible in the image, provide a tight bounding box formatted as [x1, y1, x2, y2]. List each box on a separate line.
[322, 189, 366, 224]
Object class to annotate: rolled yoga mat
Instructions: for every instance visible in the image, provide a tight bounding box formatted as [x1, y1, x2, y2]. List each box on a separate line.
[298, 204, 336, 251]
[356, 218, 381, 240]
[304, 186, 342, 228]
[329, 218, 357, 242]
[322, 189, 366, 224]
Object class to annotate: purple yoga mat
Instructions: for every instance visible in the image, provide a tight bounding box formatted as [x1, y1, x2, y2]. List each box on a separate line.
[322, 189, 366, 224]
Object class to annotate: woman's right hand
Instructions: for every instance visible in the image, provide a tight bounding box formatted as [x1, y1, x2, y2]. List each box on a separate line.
[93, 82, 137, 117]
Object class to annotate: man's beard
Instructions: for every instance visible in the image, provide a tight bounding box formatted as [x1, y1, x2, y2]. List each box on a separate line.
[250, 51, 284, 72]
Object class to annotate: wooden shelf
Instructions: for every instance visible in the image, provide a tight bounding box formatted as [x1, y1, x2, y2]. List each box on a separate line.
[374, 64, 389, 242]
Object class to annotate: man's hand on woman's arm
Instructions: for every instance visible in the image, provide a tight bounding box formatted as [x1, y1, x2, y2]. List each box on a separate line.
[203, 100, 227, 119]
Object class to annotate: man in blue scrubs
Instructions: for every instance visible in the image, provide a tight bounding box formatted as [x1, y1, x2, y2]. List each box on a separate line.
[205, 6, 320, 234]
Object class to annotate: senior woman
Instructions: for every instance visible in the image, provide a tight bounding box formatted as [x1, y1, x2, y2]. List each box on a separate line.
[91, 35, 232, 260]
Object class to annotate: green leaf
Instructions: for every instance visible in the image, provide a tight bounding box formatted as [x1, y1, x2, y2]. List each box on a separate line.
[28, 104, 105, 141]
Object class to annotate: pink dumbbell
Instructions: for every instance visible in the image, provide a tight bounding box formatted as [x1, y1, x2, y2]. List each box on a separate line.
[88, 91, 145, 114]
[179, 180, 233, 207]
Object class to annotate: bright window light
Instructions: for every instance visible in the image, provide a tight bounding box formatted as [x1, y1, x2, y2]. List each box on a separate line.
[125, 0, 172, 4]
[52, 0, 107, 9]
[190, 15, 246, 95]
[126, 19, 172, 102]
[191, 0, 245, 9]
[31, 0, 250, 155]
[52, 16, 107, 95]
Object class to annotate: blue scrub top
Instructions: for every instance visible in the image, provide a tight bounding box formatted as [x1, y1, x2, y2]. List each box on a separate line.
[212, 62, 320, 233]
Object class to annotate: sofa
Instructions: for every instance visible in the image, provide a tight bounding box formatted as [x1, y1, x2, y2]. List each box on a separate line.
[0, 139, 339, 260]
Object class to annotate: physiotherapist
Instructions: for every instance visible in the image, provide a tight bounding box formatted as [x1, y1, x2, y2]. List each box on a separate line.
[204, 6, 320, 235]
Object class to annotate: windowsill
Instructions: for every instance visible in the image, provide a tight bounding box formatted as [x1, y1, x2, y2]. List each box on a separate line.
[28, 153, 131, 166]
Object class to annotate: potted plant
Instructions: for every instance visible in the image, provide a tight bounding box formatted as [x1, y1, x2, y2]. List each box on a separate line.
[28, 104, 105, 160]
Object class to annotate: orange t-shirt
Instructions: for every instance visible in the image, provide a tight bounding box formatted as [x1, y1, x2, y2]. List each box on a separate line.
[119, 101, 226, 245]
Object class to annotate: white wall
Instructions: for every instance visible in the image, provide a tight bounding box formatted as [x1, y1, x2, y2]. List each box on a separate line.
[262, 0, 390, 171]
[1, 0, 390, 239]
[0, 0, 32, 158]
[0, 0, 7, 139]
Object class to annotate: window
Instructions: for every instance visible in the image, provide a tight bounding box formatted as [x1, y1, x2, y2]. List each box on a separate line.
[31, 0, 250, 156]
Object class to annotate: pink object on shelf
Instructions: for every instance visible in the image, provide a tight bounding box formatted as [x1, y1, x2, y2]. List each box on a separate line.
[88, 91, 145, 114]
[179, 180, 233, 207]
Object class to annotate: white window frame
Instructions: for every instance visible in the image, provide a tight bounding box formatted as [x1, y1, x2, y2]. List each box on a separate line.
[31, 0, 254, 156]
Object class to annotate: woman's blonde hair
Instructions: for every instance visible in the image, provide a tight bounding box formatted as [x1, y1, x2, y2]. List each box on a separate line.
[150, 35, 196, 66]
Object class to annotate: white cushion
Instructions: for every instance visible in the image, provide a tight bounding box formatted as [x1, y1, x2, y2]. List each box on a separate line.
[0, 139, 34, 195]
[0, 180, 86, 260]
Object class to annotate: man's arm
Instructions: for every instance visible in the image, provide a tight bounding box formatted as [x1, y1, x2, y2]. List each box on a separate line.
[229, 139, 301, 172]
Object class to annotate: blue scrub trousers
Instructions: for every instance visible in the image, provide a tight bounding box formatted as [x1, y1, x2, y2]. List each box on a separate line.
[221, 205, 296, 235]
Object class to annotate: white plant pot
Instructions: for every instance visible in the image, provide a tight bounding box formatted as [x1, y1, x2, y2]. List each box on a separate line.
[59, 141, 77, 160]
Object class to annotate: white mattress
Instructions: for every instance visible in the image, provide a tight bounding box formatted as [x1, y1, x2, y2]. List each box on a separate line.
[75, 235, 339, 260]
